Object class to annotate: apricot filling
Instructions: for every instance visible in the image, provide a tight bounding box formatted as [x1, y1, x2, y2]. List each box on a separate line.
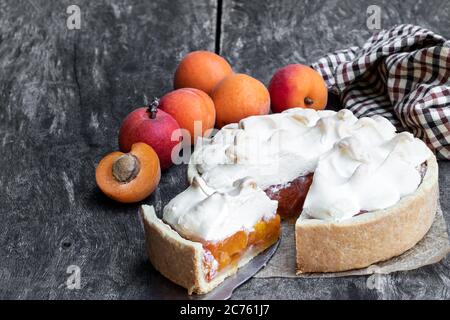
[265, 174, 314, 219]
[202, 215, 280, 281]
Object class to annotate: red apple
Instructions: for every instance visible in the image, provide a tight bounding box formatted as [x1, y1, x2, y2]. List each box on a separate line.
[268, 64, 328, 113]
[119, 99, 181, 170]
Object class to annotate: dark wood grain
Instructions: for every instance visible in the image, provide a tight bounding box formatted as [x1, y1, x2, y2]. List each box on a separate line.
[220, 0, 450, 300]
[0, 0, 449, 300]
[220, 0, 450, 85]
[0, 0, 215, 299]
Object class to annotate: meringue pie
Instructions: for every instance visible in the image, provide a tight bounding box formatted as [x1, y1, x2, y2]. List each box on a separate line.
[141, 108, 438, 294]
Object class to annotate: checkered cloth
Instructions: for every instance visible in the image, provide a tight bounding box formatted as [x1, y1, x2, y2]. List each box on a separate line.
[311, 24, 450, 159]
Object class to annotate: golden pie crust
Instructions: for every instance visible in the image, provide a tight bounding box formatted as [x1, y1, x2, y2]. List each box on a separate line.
[140, 205, 277, 294]
[295, 155, 439, 273]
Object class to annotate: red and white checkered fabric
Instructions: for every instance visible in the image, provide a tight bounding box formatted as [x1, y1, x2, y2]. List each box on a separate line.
[311, 24, 450, 160]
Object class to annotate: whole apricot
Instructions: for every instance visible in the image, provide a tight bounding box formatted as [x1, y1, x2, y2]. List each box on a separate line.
[119, 99, 181, 170]
[159, 88, 216, 144]
[95, 142, 161, 203]
[174, 51, 233, 95]
[268, 64, 328, 113]
[211, 73, 270, 128]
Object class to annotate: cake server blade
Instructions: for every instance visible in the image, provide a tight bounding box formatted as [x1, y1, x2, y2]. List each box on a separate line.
[147, 239, 280, 300]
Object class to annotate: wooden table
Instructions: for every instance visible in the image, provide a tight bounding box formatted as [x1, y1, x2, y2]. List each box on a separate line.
[0, 0, 449, 299]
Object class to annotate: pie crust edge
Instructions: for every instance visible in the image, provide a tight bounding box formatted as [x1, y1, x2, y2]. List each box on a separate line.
[295, 154, 439, 274]
[140, 205, 276, 295]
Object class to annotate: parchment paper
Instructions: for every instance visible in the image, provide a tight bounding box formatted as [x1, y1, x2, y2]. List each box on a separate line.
[256, 202, 450, 278]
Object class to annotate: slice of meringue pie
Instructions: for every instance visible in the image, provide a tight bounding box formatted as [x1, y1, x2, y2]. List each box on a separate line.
[141, 108, 438, 294]
[141, 177, 280, 294]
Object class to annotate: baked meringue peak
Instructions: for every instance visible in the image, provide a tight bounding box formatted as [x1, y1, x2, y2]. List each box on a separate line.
[337, 137, 371, 163]
[233, 176, 258, 190]
[337, 109, 354, 120]
[191, 175, 214, 196]
[283, 107, 321, 126]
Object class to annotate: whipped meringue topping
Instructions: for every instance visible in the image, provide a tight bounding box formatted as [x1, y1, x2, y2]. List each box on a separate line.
[163, 176, 278, 242]
[302, 130, 431, 221]
[189, 108, 360, 191]
[164, 108, 432, 240]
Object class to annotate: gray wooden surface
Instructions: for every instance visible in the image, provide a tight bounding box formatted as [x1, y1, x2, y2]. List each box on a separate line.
[0, 0, 449, 299]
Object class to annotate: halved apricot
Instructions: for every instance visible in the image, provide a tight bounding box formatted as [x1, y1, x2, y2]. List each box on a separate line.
[95, 142, 161, 203]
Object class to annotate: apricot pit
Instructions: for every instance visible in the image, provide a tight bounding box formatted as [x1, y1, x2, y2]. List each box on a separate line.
[112, 154, 140, 183]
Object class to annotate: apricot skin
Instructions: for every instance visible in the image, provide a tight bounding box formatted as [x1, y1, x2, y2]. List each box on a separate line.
[174, 51, 233, 96]
[159, 88, 216, 144]
[212, 73, 270, 128]
[269, 64, 328, 113]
